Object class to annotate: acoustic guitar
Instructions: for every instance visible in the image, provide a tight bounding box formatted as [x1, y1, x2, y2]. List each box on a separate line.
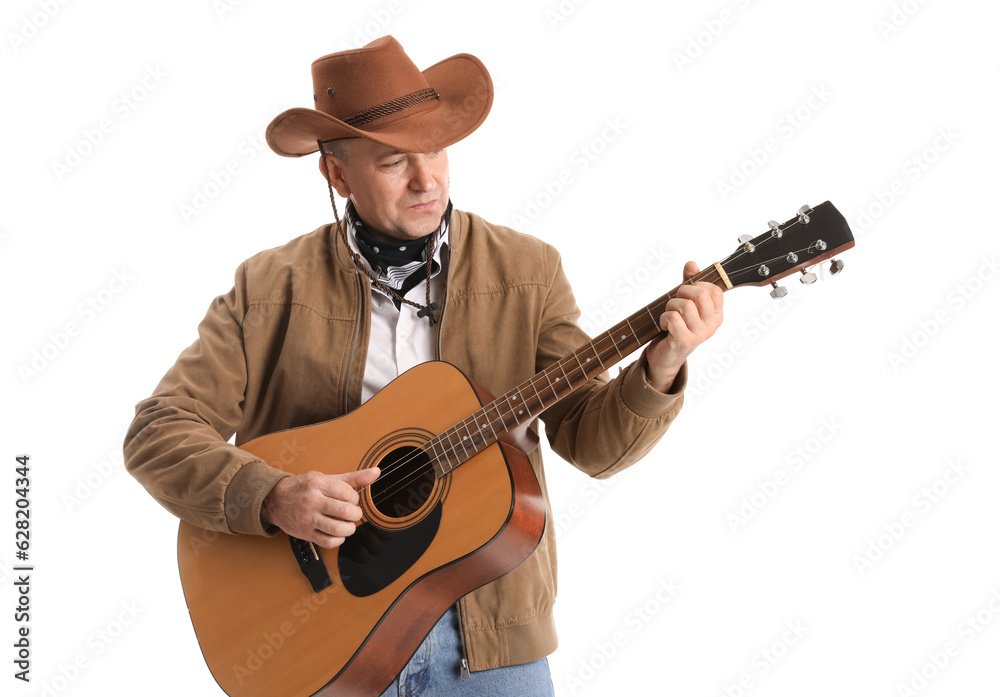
[177, 201, 855, 696]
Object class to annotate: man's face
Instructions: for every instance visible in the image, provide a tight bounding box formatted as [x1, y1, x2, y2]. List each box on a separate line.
[323, 139, 450, 243]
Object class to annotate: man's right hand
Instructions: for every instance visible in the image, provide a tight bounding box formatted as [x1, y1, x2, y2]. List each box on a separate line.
[260, 468, 380, 549]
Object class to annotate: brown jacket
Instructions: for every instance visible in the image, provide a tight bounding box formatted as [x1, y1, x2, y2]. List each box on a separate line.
[124, 209, 687, 670]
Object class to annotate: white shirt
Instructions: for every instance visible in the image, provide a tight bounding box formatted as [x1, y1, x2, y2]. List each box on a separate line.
[345, 224, 448, 404]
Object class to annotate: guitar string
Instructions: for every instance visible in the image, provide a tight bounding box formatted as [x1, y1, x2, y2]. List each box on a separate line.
[722, 245, 821, 282]
[718, 215, 808, 272]
[361, 265, 727, 509]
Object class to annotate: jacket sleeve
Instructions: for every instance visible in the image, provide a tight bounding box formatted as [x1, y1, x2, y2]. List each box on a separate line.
[123, 263, 287, 535]
[537, 251, 687, 478]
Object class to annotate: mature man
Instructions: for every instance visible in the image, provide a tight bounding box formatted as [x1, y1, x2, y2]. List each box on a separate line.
[125, 36, 723, 696]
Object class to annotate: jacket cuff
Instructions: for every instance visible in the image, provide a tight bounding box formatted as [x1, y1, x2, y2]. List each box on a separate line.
[618, 355, 687, 419]
[224, 460, 290, 536]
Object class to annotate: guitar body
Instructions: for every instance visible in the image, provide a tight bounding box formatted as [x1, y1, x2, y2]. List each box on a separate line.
[177, 361, 546, 697]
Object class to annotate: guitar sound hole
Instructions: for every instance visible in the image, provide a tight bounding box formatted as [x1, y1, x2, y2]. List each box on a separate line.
[369, 446, 436, 519]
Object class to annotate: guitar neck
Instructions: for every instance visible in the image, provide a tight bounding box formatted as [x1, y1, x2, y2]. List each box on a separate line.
[426, 264, 732, 476]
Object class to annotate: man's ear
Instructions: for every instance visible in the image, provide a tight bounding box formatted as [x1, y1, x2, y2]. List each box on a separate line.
[319, 154, 351, 198]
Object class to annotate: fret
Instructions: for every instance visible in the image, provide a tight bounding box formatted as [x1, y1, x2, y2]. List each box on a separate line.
[559, 354, 587, 390]
[517, 385, 532, 416]
[433, 433, 450, 470]
[627, 317, 647, 354]
[589, 343, 606, 370]
[425, 438, 443, 475]
[609, 329, 624, 358]
[615, 323, 631, 357]
[645, 304, 659, 329]
[527, 377, 545, 412]
[540, 366, 560, 401]
[556, 360, 574, 390]
[642, 304, 660, 336]
[572, 357, 590, 384]
[622, 316, 636, 345]
[502, 400, 522, 433]
[434, 439, 450, 474]
[573, 343, 603, 382]
[502, 393, 519, 428]
[443, 425, 469, 461]
[606, 330, 625, 363]
[478, 409, 499, 442]
[596, 336, 618, 368]
[511, 386, 531, 420]
[470, 418, 486, 450]
[487, 401, 511, 436]
[459, 418, 478, 455]
[433, 438, 455, 475]
[456, 426, 473, 459]
[425, 436, 439, 460]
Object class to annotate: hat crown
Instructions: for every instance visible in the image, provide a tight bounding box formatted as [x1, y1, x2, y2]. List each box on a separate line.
[311, 36, 431, 123]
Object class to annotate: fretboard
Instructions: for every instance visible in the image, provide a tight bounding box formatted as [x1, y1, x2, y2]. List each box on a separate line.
[425, 265, 728, 476]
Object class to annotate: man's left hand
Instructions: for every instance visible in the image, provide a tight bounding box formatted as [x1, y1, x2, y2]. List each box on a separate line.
[644, 261, 725, 392]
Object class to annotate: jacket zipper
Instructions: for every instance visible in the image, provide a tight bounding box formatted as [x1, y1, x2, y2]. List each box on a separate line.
[435, 291, 447, 360]
[436, 244, 450, 360]
[342, 270, 365, 415]
[455, 600, 471, 679]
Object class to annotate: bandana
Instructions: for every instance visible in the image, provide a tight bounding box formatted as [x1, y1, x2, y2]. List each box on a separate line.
[346, 199, 451, 307]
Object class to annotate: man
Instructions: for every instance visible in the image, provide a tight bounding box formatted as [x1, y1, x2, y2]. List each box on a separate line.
[125, 36, 723, 696]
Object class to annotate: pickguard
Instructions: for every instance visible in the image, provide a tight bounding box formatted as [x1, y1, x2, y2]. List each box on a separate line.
[337, 503, 443, 597]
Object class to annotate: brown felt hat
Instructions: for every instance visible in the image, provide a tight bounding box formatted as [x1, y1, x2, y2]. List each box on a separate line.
[266, 36, 493, 157]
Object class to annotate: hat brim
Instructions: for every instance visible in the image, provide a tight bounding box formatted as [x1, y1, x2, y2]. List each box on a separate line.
[266, 53, 493, 157]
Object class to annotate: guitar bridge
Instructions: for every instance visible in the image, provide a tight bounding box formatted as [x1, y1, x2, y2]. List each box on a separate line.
[288, 536, 333, 593]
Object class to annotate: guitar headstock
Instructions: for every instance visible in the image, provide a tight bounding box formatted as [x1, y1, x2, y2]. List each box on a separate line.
[717, 201, 855, 296]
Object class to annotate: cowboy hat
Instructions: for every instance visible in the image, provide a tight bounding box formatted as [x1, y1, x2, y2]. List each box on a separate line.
[266, 36, 493, 157]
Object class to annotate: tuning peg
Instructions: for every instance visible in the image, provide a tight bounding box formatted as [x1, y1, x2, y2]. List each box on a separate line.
[799, 270, 817, 284]
[768, 220, 782, 237]
[769, 282, 787, 299]
[738, 234, 754, 252]
[797, 205, 811, 224]
[829, 259, 845, 275]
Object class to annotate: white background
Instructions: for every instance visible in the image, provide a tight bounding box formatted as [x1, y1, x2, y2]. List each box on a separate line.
[3, 0, 999, 695]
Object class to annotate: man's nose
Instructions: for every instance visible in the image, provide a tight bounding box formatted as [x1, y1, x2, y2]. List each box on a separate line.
[409, 156, 437, 191]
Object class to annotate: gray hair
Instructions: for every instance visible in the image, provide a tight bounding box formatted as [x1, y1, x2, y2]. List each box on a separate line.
[320, 138, 353, 162]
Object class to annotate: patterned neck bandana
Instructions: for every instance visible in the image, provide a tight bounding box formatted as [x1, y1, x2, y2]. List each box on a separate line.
[345, 199, 452, 308]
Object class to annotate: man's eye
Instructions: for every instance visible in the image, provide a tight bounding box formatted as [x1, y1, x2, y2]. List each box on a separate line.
[383, 159, 402, 168]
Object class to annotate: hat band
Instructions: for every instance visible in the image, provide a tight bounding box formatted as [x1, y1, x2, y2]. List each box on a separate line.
[343, 88, 440, 128]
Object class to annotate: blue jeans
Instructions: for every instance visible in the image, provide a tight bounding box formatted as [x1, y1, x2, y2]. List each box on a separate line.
[377, 605, 555, 697]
